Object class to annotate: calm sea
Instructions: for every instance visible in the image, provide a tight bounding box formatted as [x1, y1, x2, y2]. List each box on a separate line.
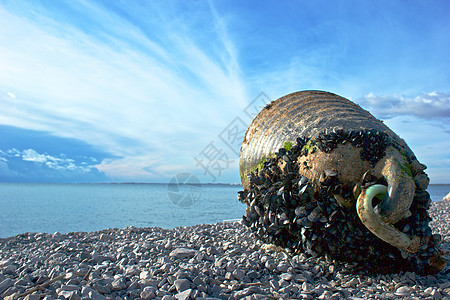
[0, 183, 448, 238]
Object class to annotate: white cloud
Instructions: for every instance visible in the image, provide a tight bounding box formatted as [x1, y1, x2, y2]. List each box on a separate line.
[0, 148, 99, 174]
[357, 92, 450, 120]
[7, 92, 15, 99]
[22, 149, 47, 163]
[6, 148, 22, 157]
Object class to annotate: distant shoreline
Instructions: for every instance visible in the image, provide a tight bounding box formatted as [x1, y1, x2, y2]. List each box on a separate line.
[1, 182, 449, 187]
[0, 182, 244, 186]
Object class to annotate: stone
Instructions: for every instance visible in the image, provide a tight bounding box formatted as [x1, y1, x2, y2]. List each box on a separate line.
[248, 294, 267, 300]
[232, 268, 245, 281]
[128, 280, 140, 290]
[318, 291, 333, 299]
[276, 262, 289, 272]
[111, 277, 128, 291]
[430, 289, 441, 299]
[140, 270, 151, 279]
[280, 273, 293, 281]
[443, 192, 450, 202]
[125, 265, 140, 276]
[3, 286, 19, 297]
[226, 261, 236, 272]
[158, 256, 172, 264]
[269, 279, 279, 290]
[342, 277, 359, 288]
[4, 293, 21, 300]
[294, 274, 308, 283]
[169, 248, 197, 259]
[174, 279, 191, 292]
[23, 294, 41, 300]
[0, 278, 14, 295]
[395, 286, 412, 297]
[91, 251, 107, 264]
[424, 287, 434, 294]
[99, 233, 114, 242]
[302, 282, 313, 292]
[192, 276, 205, 287]
[81, 286, 96, 296]
[0, 260, 12, 268]
[140, 278, 159, 288]
[173, 270, 188, 279]
[264, 259, 276, 271]
[233, 286, 262, 298]
[330, 292, 342, 300]
[58, 290, 80, 300]
[3, 265, 17, 275]
[175, 289, 192, 300]
[81, 286, 106, 300]
[140, 286, 156, 299]
[60, 284, 80, 291]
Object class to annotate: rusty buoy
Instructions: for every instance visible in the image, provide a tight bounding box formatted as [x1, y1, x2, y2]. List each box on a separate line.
[238, 90, 447, 274]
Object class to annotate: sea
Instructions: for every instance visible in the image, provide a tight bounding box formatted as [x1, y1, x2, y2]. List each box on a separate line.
[0, 183, 449, 238]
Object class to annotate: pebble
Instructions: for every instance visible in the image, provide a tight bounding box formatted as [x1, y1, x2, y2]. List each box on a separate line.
[442, 192, 450, 202]
[343, 277, 359, 288]
[175, 288, 192, 300]
[140, 286, 156, 299]
[395, 285, 412, 296]
[0, 202, 448, 299]
[232, 268, 245, 281]
[0, 278, 14, 294]
[280, 273, 293, 281]
[99, 233, 114, 242]
[23, 294, 40, 300]
[173, 279, 190, 293]
[169, 248, 197, 259]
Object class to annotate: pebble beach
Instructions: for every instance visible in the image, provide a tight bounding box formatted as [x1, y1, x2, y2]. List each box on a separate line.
[0, 201, 449, 300]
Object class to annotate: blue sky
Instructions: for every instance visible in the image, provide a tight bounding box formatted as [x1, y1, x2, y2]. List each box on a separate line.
[0, 0, 449, 183]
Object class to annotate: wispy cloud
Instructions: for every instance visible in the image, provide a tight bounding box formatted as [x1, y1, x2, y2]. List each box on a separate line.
[0, 2, 248, 180]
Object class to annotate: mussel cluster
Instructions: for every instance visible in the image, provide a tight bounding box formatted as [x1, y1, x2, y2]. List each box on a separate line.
[315, 128, 390, 166]
[238, 131, 442, 274]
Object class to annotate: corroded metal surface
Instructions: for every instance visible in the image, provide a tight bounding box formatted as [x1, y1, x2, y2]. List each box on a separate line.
[240, 90, 414, 186]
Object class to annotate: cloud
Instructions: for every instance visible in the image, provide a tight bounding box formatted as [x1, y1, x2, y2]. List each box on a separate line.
[357, 92, 450, 121]
[0, 147, 107, 182]
[22, 149, 47, 163]
[0, 2, 249, 181]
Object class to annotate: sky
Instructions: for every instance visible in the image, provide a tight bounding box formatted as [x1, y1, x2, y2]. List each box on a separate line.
[0, 0, 449, 184]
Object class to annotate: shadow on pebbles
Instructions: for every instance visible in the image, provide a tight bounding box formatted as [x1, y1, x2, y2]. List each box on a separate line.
[0, 202, 449, 300]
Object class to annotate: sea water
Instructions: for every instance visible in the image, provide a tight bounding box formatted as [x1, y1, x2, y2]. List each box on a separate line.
[0, 183, 448, 238]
